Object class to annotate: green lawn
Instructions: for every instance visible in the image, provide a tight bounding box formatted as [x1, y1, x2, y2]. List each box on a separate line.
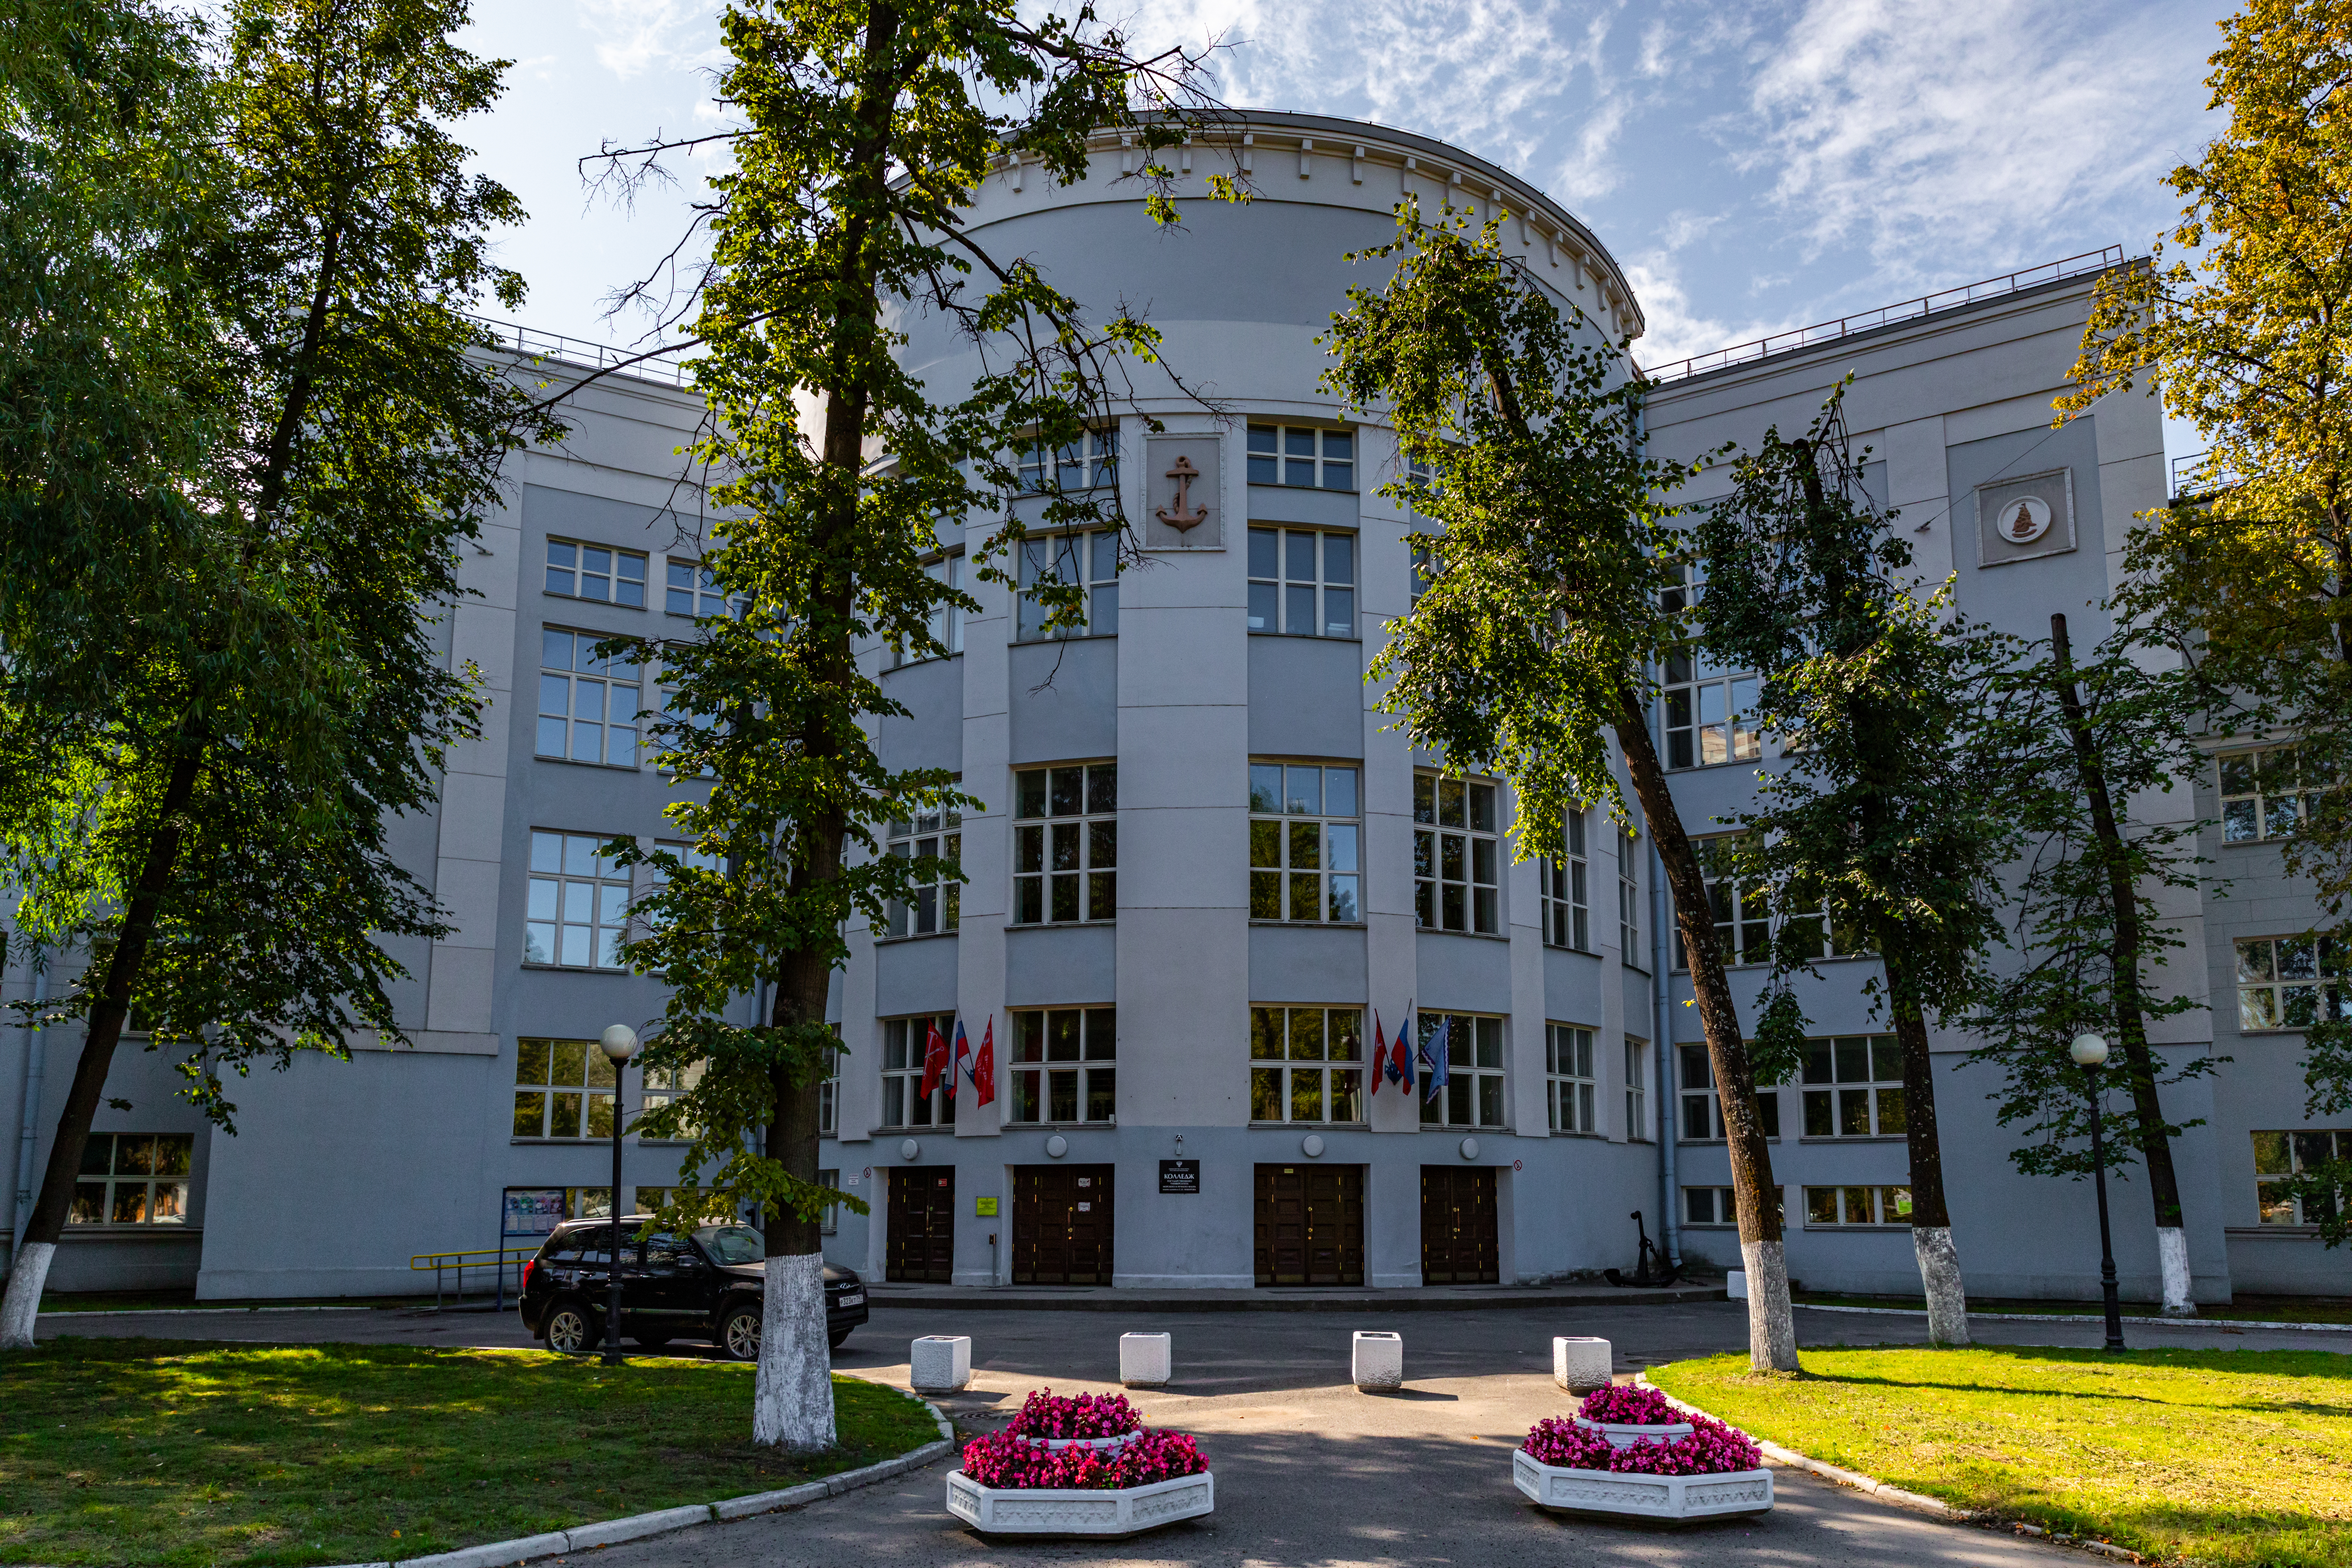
[1790, 1289, 2352, 1326]
[1651, 1346, 2352, 1568]
[0, 1339, 941, 1567]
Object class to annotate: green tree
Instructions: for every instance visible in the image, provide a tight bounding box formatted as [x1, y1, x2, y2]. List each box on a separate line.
[0, 0, 559, 1347]
[1695, 390, 2019, 1347]
[1965, 613, 2221, 1306]
[600, 0, 1220, 1447]
[2062, 0, 2352, 1241]
[1321, 209, 1801, 1372]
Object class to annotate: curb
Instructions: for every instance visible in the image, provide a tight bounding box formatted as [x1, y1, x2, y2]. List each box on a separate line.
[322, 1385, 955, 1568]
[1794, 1302, 2351, 1335]
[38, 1304, 384, 1318]
[862, 1286, 1724, 1313]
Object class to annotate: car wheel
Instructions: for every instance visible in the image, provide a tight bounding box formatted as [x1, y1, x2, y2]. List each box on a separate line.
[718, 1302, 762, 1362]
[828, 1328, 852, 1351]
[543, 1298, 601, 1357]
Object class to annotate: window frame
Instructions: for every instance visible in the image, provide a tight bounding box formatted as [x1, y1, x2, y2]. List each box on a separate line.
[2236, 935, 2349, 1031]
[664, 556, 748, 620]
[2219, 746, 2328, 844]
[1418, 1011, 1507, 1130]
[1624, 1036, 1650, 1142]
[1008, 1007, 1118, 1126]
[1799, 1034, 1907, 1139]
[1248, 1006, 1367, 1125]
[878, 1013, 956, 1129]
[545, 537, 648, 608]
[68, 1133, 194, 1226]
[1245, 422, 1356, 490]
[1249, 761, 1362, 924]
[1804, 1184, 1916, 1227]
[1246, 526, 1358, 638]
[1015, 529, 1119, 641]
[892, 552, 967, 667]
[2252, 1129, 2347, 1225]
[537, 627, 644, 770]
[886, 793, 964, 937]
[1013, 763, 1116, 926]
[1678, 1042, 1782, 1141]
[1016, 426, 1120, 493]
[1541, 812, 1591, 952]
[525, 830, 635, 970]
[1660, 561, 1762, 771]
[513, 1038, 619, 1142]
[1682, 1184, 1786, 1228]
[1546, 1023, 1597, 1135]
[1413, 772, 1502, 936]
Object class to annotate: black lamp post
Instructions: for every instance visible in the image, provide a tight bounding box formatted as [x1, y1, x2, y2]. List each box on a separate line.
[2070, 1032, 2126, 1352]
[599, 1023, 639, 1368]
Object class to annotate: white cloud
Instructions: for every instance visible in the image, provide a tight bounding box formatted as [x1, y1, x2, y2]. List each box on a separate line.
[576, 0, 725, 82]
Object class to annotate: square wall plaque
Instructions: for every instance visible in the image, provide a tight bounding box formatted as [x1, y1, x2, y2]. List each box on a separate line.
[1142, 436, 1223, 550]
[1976, 467, 2077, 567]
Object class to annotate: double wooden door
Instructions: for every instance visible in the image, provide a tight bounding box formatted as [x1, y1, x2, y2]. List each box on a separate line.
[1011, 1164, 1114, 1284]
[1420, 1166, 1499, 1284]
[886, 1166, 955, 1282]
[1253, 1164, 1364, 1286]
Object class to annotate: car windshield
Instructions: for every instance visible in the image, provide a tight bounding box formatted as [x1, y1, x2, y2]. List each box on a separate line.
[696, 1225, 763, 1265]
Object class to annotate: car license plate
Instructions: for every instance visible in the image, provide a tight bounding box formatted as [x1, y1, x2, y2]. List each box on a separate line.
[836, 1292, 864, 1307]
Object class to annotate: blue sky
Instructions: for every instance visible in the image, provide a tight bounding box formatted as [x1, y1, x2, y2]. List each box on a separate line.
[456, 0, 2230, 452]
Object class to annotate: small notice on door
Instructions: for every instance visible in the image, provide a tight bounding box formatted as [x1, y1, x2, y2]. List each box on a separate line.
[1078, 1202, 1091, 1212]
[1158, 1159, 1200, 1195]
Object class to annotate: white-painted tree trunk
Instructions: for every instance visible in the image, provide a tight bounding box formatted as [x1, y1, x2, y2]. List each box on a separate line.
[1913, 1225, 1970, 1346]
[1739, 1237, 1799, 1372]
[752, 1252, 835, 1450]
[1, 1241, 54, 1351]
[2157, 1227, 2195, 1317]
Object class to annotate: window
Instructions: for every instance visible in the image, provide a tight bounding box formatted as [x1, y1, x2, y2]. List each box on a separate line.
[894, 554, 965, 666]
[538, 629, 642, 768]
[1541, 814, 1590, 951]
[1016, 531, 1118, 640]
[2221, 747, 2329, 842]
[887, 799, 963, 936]
[880, 1014, 955, 1127]
[1014, 763, 1115, 924]
[1250, 1007, 1365, 1124]
[1801, 1035, 1905, 1138]
[1625, 1036, 1650, 1141]
[1246, 527, 1356, 637]
[1684, 1185, 1785, 1227]
[1414, 774, 1499, 934]
[818, 1168, 840, 1235]
[513, 1039, 617, 1140]
[1419, 1011, 1505, 1129]
[1670, 838, 1854, 968]
[1017, 427, 1119, 491]
[546, 539, 647, 607]
[2236, 936, 2349, 1030]
[1010, 1008, 1116, 1124]
[638, 1058, 707, 1140]
[1805, 1185, 1914, 1226]
[1661, 562, 1760, 770]
[2252, 1130, 2348, 1224]
[1619, 836, 1640, 960]
[1547, 1024, 1596, 1134]
[665, 558, 746, 619]
[1250, 762, 1360, 922]
[1679, 1043, 1781, 1140]
[69, 1134, 191, 1225]
[1246, 423, 1354, 489]
[525, 831, 633, 969]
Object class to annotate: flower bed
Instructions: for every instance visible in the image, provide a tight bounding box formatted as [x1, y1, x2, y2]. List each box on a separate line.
[1513, 1387, 1772, 1524]
[962, 1429, 1204, 1490]
[948, 1395, 1213, 1536]
[1006, 1388, 1144, 1450]
[1567, 1383, 1694, 1448]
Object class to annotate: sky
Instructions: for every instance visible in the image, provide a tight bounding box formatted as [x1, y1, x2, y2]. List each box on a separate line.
[454, 0, 2232, 455]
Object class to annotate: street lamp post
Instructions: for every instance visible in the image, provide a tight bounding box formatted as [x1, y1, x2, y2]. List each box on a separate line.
[2070, 1032, 2126, 1352]
[599, 1023, 639, 1368]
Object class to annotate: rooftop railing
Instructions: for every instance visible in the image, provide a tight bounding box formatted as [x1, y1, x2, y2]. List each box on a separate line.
[472, 316, 698, 390]
[1643, 246, 2127, 385]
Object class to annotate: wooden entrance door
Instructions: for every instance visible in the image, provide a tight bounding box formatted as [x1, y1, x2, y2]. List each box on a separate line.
[1011, 1164, 1114, 1284]
[1253, 1164, 1365, 1285]
[1420, 1166, 1499, 1283]
[886, 1166, 955, 1282]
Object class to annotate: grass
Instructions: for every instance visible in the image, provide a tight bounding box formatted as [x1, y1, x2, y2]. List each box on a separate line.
[1651, 1345, 2352, 1568]
[0, 1338, 941, 1567]
[33, 1293, 435, 1315]
[1790, 1290, 2352, 1326]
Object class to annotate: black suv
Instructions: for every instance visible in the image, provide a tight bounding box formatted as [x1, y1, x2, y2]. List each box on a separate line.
[518, 1217, 868, 1359]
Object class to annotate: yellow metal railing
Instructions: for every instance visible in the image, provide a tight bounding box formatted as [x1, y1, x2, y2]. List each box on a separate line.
[410, 1245, 526, 1311]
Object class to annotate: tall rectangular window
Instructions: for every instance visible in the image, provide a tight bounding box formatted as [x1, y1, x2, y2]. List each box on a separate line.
[1246, 527, 1356, 637]
[1010, 1008, 1116, 1124]
[1541, 813, 1590, 951]
[894, 554, 965, 666]
[1414, 774, 1499, 934]
[513, 1039, 616, 1140]
[1547, 1024, 1596, 1134]
[1680, 1043, 1780, 1140]
[1619, 835, 1641, 961]
[1245, 423, 1354, 489]
[1801, 1035, 1904, 1138]
[1418, 1012, 1505, 1129]
[2237, 936, 2349, 1031]
[526, 830, 632, 969]
[1017, 531, 1118, 640]
[1249, 1007, 1365, 1124]
[665, 558, 746, 619]
[1625, 1037, 1649, 1141]
[887, 798, 962, 936]
[880, 1014, 954, 1127]
[1250, 762, 1360, 922]
[2252, 1129, 2348, 1224]
[539, 629, 641, 768]
[68, 1134, 192, 1225]
[1017, 427, 1119, 491]
[1014, 763, 1115, 924]
[2220, 747, 2327, 842]
[1660, 562, 1759, 769]
[546, 539, 647, 607]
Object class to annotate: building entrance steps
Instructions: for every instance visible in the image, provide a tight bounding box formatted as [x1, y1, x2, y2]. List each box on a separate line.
[854, 1280, 1724, 1312]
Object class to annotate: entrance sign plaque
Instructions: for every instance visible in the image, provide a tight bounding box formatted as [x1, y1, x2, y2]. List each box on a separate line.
[1158, 1159, 1200, 1195]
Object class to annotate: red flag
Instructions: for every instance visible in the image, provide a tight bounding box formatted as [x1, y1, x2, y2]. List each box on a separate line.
[920, 1020, 949, 1099]
[973, 1017, 997, 1107]
[1370, 1010, 1387, 1096]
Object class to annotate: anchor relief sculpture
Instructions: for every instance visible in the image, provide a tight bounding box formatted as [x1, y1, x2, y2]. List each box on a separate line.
[1156, 454, 1209, 533]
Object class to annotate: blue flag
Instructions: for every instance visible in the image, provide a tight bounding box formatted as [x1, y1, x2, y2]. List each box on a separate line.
[1420, 1015, 1451, 1102]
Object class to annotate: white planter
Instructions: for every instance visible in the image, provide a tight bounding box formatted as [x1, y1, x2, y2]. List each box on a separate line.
[1353, 1330, 1403, 1390]
[1513, 1450, 1773, 1522]
[1553, 1336, 1612, 1392]
[1574, 1415, 1693, 1449]
[1121, 1330, 1173, 1388]
[1728, 1269, 1748, 1299]
[947, 1470, 1216, 1535]
[912, 1335, 972, 1394]
[1015, 1430, 1142, 1452]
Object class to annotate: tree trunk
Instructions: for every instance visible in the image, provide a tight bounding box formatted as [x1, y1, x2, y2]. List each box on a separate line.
[1883, 955, 1969, 1345]
[755, 979, 834, 1449]
[1614, 687, 1799, 1372]
[2052, 613, 2194, 1315]
[0, 745, 204, 1350]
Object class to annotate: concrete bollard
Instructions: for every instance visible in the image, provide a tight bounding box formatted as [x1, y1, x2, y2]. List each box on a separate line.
[1352, 1330, 1403, 1391]
[910, 1334, 972, 1394]
[1553, 1336, 1612, 1393]
[1727, 1270, 1748, 1300]
[1119, 1331, 1172, 1388]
